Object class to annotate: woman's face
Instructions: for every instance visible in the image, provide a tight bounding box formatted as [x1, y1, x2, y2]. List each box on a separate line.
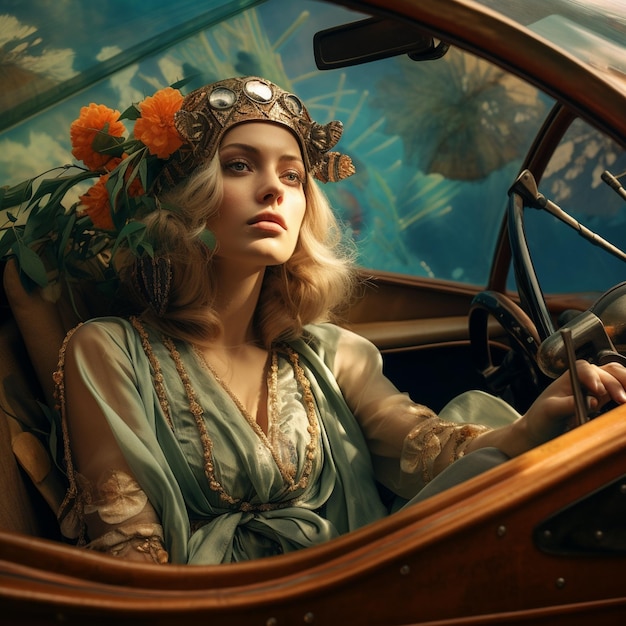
[208, 122, 307, 270]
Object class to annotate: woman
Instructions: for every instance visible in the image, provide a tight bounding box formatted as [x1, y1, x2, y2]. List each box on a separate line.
[53, 76, 626, 565]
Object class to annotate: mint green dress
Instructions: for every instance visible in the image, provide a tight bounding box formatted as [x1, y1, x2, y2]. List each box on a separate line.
[55, 318, 506, 564]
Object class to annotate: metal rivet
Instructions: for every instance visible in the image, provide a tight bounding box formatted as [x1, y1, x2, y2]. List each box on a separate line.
[620, 484, 626, 495]
[400, 564, 411, 576]
[304, 612, 315, 624]
[595, 530, 604, 541]
[496, 525, 507, 537]
[543, 529, 552, 540]
[266, 619, 278, 626]
[556, 577, 566, 589]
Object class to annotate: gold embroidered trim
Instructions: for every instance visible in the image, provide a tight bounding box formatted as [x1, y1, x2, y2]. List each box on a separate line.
[162, 334, 232, 504]
[130, 317, 319, 512]
[83, 470, 149, 525]
[130, 316, 174, 430]
[53, 322, 86, 542]
[87, 521, 168, 564]
[194, 346, 319, 490]
[401, 418, 488, 484]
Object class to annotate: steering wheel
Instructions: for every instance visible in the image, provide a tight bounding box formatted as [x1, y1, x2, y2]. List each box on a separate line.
[469, 290, 548, 411]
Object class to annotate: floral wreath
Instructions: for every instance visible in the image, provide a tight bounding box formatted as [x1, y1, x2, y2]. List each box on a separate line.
[0, 79, 214, 301]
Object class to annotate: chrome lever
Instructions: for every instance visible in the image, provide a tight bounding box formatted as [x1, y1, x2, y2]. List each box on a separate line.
[560, 327, 588, 427]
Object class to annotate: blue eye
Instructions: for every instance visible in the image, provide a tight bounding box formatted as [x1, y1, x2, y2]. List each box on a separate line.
[284, 170, 304, 184]
[225, 160, 249, 172]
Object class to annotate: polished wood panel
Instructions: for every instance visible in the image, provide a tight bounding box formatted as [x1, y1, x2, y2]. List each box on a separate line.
[1, 405, 625, 625]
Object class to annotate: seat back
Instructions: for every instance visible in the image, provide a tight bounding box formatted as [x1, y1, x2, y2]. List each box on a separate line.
[0, 260, 95, 538]
[0, 311, 61, 538]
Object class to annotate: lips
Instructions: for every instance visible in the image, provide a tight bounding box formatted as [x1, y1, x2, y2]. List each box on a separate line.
[248, 212, 287, 230]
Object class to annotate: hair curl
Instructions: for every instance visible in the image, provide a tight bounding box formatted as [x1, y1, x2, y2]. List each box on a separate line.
[117, 153, 357, 347]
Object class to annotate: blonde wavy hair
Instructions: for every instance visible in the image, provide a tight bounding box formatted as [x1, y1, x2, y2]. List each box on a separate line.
[117, 153, 357, 347]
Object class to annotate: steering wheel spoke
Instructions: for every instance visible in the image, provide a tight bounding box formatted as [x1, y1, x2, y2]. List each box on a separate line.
[469, 290, 548, 411]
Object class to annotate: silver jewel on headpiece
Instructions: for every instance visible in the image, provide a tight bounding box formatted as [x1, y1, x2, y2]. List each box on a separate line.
[208, 88, 236, 110]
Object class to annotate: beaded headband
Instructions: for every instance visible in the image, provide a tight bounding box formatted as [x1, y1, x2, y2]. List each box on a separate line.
[158, 76, 356, 189]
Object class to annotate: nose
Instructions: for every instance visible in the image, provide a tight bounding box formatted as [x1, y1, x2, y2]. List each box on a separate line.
[258, 171, 284, 205]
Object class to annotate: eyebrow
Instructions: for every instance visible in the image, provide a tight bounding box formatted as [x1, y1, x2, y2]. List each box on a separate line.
[220, 142, 304, 165]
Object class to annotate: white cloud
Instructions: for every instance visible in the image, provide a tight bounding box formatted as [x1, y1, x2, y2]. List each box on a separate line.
[96, 45, 121, 62]
[157, 56, 185, 86]
[0, 14, 76, 81]
[0, 131, 74, 186]
[0, 14, 36, 47]
[109, 64, 144, 110]
[18, 47, 75, 81]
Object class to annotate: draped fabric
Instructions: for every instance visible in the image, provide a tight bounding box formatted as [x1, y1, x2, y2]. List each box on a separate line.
[56, 319, 392, 563]
[55, 317, 514, 564]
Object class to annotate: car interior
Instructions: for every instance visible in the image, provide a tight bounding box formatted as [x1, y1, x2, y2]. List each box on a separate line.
[1, 0, 626, 622]
[2, 0, 626, 549]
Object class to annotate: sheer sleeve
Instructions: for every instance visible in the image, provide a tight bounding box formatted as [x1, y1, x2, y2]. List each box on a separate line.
[331, 326, 490, 499]
[55, 322, 168, 564]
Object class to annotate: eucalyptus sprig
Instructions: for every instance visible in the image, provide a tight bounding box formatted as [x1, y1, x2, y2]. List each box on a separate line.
[0, 78, 200, 305]
[0, 166, 100, 289]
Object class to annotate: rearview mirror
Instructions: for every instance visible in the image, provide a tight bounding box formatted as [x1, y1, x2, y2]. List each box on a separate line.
[313, 17, 449, 70]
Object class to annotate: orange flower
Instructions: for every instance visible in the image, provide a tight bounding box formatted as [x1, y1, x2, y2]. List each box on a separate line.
[126, 175, 145, 197]
[134, 87, 184, 159]
[70, 103, 126, 171]
[79, 175, 115, 230]
[104, 156, 124, 172]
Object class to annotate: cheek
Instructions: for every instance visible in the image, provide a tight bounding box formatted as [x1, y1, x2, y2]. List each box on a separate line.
[218, 186, 238, 214]
[211, 187, 244, 229]
[296, 203, 306, 229]
[292, 190, 307, 225]
[291, 205, 307, 246]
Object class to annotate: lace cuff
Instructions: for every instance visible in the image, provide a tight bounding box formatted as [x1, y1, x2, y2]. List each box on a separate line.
[88, 522, 168, 564]
[401, 418, 489, 484]
[59, 468, 169, 564]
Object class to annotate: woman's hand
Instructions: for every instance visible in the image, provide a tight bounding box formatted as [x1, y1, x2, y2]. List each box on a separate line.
[468, 360, 626, 459]
[521, 360, 626, 447]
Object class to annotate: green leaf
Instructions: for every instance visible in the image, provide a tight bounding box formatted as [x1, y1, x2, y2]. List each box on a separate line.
[31, 172, 88, 204]
[138, 240, 154, 257]
[120, 104, 141, 121]
[110, 221, 147, 258]
[107, 171, 130, 228]
[23, 196, 65, 241]
[107, 150, 145, 223]
[26, 171, 95, 241]
[129, 227, 149, 251]
[124, 157, 142, 193]
[91, 130, 126, 157]
[0, 228, 18, 259]
[56, 212, 77, 267]
[16, 240, 48, 287]
[171, 76, 197, 90]
[0, 179, 34, 210]
[138, 155, 148, 189]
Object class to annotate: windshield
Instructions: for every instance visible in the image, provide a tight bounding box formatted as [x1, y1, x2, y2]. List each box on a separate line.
[2, 0, 555, 288]
[475, 0, 626, 84]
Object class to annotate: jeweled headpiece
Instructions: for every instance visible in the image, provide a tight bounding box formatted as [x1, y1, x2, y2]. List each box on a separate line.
[159, 76, 355, 188]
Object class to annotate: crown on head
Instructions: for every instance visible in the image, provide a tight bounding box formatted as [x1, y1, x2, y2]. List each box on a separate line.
[158, 76, 355, 189]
